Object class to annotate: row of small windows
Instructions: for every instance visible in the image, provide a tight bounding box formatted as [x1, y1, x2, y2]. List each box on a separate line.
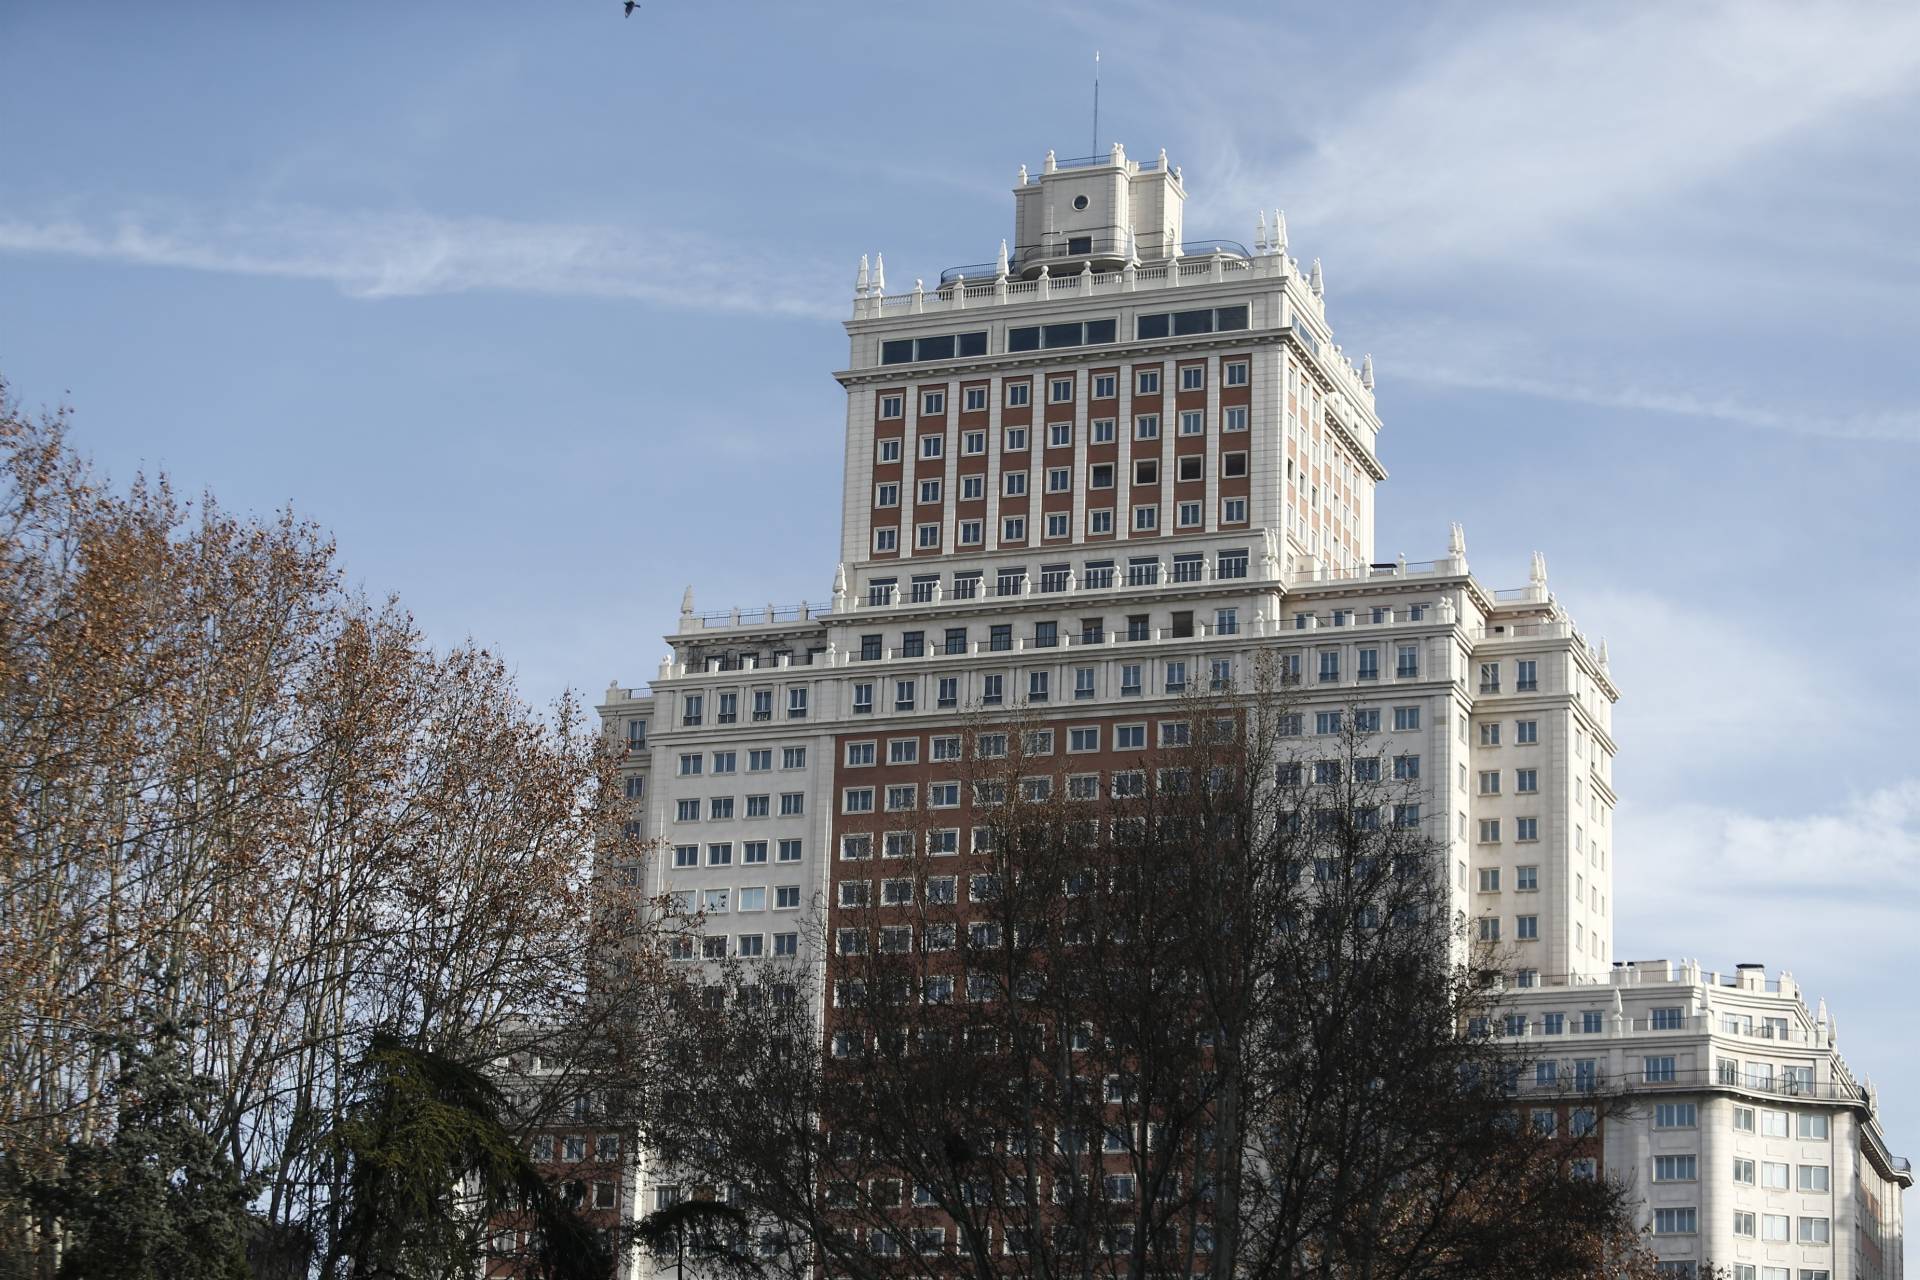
[875, 501, 1248, 550]
[678, 691, 808, 726]
[674, 794, 807, 821]
[669, 841, 805, 868]
[665, 882, 802, 912]
[866, 553, 1250, 606]
[676, 746, 807, 774]
[846, 656, 1236, 712]
[876, 408, 1250, 456]
[877, 309, 1250, 369]
[876, 450, 1250, 506]
[1654, 1207, 1830, 1245]
[667, 931, 801, 960]
[879, 360, 1252, 415]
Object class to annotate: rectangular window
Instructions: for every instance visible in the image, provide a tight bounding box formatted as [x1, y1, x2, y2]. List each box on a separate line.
[1516, 719, 1538, 743]
[1653, 1155, 1697, 1181]
[1654, 1102, 1696, 1127]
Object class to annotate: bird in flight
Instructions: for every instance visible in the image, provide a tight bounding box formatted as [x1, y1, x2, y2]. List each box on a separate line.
[623, 0, 638, 13]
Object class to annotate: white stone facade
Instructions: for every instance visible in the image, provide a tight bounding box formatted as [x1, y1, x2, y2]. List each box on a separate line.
[1501, 961, 1910, 1279]
[591, 144, 1905, 1276]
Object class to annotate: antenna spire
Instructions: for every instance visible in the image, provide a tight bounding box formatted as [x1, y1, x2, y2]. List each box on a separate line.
[1092, 51, 1101, 158]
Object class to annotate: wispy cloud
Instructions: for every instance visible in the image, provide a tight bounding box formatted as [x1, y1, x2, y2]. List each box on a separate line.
[1394, 362, 1920, 444]
[0, 206, 846, 319]
[1185, 2, 1920, 271]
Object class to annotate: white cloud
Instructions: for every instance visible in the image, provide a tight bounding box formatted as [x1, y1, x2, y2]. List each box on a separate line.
[1189, 2, 1920, 272]
[1393, 362, 1920, 444]
[0, 206, 845, 319]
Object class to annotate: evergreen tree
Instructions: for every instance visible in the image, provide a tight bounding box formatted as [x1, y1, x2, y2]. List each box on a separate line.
[11, 1018, 258, 1280]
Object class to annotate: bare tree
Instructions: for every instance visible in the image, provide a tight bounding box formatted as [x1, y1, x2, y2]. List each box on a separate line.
[0, 381, 665, 1277]
[648, 661, 1655, 1280]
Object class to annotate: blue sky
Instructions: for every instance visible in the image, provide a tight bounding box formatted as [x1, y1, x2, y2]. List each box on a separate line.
[5, 1, 1918, 1148]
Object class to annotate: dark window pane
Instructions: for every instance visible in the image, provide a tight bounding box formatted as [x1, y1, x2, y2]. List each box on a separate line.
[1136, 313, 1171, 340]
[1172, 308, 1215, 336]
[1084, 318, 1117, 345]
[1067, 236, 1092, 255]
[1043, 322, 1083, 349]
[916, 334, 956, 361]
[1008, 326, 1042, 352]
[1215, 305, 1250, 331]
[958, 331, 988, 357]
[882, 339, 914, 365]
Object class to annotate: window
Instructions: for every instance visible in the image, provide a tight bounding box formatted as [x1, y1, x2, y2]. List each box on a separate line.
[1178, 409, 1204, 437]
[1799, 1164, 1830, 1192]
[1478, 662, 1501, 692]
[1477, 917, 1500, 942]
[1761, 1214, 1790, 1243]
[959, 519, 983, 544]
[1478, 819, 1500, 843]
[1654, 1102, 1696, 1127]
[1005, 425, 1029, 451]
[1652, 1208, 1696, 1235]
[1093, 373, 1117, 398]
[707, 842, 733, 867]
[1137, 368, 1160, 394]
[1005, 380, 1031, 407]
[1088, 509, 1112, 534]
[1798, 1113, 1829, 1139]
[846, 741, 875, 767]
[1092, 417, 1115, 443]
[1135, 413, 1160, 440]
[1761, 1110, 1789, 1137]
[1225, 360, 1249, 386]
[963, 386, 987, 412]
[1222, 496, 1248, 523]
[1004, 471, 1027, 497]
[1074, 667, 1095, 699]
[1644, 1055, 1676, 1083]
[1133, 505, 1158, 531]
[1516, 659, 1538, 691]
[1479, 770, 1501, 794]
[1733, 1157, 1757, 1185]
[1002, 516, 1027, 542]
[1515, 817, 1539, 841]
[842, 788, 874, 814]
[1653, 1155, 1697, 1181]
[878, 437, 902, 463]
[1477, 868, 1500, 892]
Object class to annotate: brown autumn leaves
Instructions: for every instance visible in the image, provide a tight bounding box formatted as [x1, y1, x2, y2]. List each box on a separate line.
[0, 381, 651, 1261]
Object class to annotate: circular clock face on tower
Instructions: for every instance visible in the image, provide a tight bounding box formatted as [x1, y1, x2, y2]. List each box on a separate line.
[1072, 195, 1089, 210]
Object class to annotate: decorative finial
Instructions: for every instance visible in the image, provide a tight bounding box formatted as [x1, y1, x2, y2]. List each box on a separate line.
[855, 254, 870, 296]
[1018, 163, 1029, 185]
[1447, 522, 1466, 559]
[1173, 164, 1182, 183]
[832, 562, 847, 596]
[1125, 224, 1138, 263]
[1598, 638, 1610, 669]
[680, 585, 695, 616]
[1157, 147, 1167, 169]
[1309, 257, 1324, 297]
[1529, 551, 1547, 587]
[1044, 148, 1056, 173]
[995, 239, 1009, 278]
[1255, 209, 1268, 252]
[871, 253, 886, 295]
[1273, 209, 1287, 253]
[1360, 352, 1374, 390]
